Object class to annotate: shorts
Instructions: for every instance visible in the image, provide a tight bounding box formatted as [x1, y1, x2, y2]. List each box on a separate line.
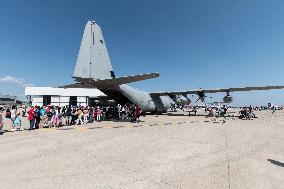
[66, 116, 72, 121]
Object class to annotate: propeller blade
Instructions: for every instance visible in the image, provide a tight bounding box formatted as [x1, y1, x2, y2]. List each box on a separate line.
[195, 98, 200, 103]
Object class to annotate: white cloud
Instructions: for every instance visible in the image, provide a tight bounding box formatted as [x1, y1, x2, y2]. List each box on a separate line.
[0, 76, 34, 87]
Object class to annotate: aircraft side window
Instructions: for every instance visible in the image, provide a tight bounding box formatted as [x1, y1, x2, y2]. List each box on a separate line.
[100, 40, 104, 44]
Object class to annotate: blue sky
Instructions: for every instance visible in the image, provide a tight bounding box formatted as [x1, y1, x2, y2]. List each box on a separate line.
[1, 0, 284, 105]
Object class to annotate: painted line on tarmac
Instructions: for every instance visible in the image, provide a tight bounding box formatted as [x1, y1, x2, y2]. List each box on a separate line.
[149, 124, 158, 127]
[39, 121, 186, 132]
[57, 128, 75, 131]
[164, 123, 173, 125]
[87, 127, 96, 130]
[143, 124, 150, 127]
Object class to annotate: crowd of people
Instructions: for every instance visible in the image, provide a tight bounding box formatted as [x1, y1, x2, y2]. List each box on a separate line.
[0, 103, 282, 133]
[0, 104, 142, 132]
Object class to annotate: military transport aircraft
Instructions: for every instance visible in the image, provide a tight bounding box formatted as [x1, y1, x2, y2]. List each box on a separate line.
[61, 21, 284, 113]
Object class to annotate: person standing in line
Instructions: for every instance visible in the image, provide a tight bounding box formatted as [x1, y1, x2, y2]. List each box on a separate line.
[52, 107, 59, 127]
[121, 105, 126, 119]
[134, 105, 141, 123]
[28, 106, 35, 131]
[10, 105, 17, 122]
[96, 107, 102, 122]
[272, 106, 276, 114]
[93, 108, 97, 122]
[65, 106, 72, 126]
[22, 106, 27, 117]
[61, 106, 66, 117]
[5, 108, 11, 119]
[71, 108, 77, 125]
[83, 107, 89, 124]
[46, 108, 53, 127]
[76, 108, 83, 125]
[117, 104, 122, 120]
[0, 110, 4, 131]
[9, 106, 17, 131]
[39, 106, 48, 128]
[13, 113, 22, 131]
[102, 107, 107, 121]
[34, 106, 41, 129]
[88, 107, 94, 123]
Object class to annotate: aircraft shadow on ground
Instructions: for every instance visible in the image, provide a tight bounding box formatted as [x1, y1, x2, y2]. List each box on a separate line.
[166, 113, 239, 118]
[110, 119, 145, 123]
[268, 159, 284, 168]
[166, 113, 205, 117]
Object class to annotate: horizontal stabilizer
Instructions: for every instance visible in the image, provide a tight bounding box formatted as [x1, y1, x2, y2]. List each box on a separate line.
[60, 73, 159, 89]
[58, 83, 94, 89]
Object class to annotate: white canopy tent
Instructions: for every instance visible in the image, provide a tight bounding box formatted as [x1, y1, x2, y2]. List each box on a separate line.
[25, 87, 106, 107]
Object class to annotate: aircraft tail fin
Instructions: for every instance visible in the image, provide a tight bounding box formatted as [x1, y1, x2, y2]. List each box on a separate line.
[73, 21, 115, 80]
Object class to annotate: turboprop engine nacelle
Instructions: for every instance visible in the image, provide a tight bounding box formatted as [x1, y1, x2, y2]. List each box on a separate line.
[223, 95, 233, 103]
[176, 95, 191, 104]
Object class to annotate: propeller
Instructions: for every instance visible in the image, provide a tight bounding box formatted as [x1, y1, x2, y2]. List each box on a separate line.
[195, 98, 201, 103]
[195, 91, 213, 103]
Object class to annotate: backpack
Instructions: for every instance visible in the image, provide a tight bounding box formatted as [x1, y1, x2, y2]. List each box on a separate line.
[47, 111, 53, 117]
[6, 111, 11, 118]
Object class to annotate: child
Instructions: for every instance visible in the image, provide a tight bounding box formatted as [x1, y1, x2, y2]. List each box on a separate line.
[96, 107, 103, 122]
[13, 113, 22, 131]
[134, 105, 141, 123]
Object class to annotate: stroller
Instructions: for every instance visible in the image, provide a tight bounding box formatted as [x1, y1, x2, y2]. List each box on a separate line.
[239, 109, 255, 120]
[41, 115, 50, 128]
[45, 111, 54, 128]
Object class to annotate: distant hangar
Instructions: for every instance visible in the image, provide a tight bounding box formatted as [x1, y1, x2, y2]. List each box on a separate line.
[0, 94, 17, 105]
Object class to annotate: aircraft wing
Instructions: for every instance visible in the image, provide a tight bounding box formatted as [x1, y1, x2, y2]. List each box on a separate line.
[150, 85, 284, 96]
[59, 73, 160, 89]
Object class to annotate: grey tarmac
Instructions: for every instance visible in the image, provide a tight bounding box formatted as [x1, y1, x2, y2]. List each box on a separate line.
[0, 110, 283, 189]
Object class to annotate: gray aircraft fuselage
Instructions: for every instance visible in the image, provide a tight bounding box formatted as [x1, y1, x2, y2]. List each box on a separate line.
[99, 84, 174, 113]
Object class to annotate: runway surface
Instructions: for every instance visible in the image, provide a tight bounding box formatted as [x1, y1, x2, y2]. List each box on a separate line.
[1, 110, 283, 189]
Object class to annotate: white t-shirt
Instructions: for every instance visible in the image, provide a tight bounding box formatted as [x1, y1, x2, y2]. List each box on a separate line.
[10, 109, 16, 119]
